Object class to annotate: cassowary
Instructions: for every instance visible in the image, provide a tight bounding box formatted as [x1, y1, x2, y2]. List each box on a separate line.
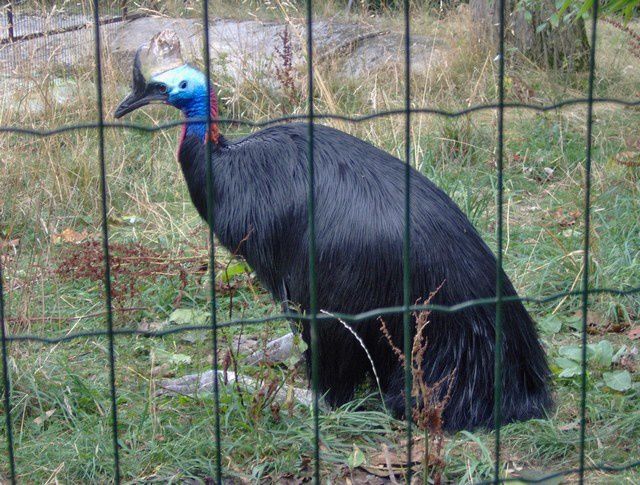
[115, 31, 552, 432]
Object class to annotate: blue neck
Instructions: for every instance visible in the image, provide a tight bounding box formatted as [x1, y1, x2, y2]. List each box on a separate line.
[182, 98, 209, 141]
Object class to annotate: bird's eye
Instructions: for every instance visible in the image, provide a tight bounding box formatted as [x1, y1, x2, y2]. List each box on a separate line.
[158, 84, 167, 94]
[179, 81, 188, 90]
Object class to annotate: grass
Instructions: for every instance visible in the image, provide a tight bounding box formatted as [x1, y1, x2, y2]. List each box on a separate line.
[1, 1, 640, 483]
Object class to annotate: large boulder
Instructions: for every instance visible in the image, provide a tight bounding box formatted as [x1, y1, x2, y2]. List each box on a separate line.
[110, 16, 445, 80]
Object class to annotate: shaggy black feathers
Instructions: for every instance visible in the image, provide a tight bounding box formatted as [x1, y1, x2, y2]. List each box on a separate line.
[178, 122, 552, 431]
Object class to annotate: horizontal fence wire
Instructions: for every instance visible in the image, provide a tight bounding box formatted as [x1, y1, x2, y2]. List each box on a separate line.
[1, 0, 639, 483]
[1, 98, 640, 137]
[2, 286, 639, 343]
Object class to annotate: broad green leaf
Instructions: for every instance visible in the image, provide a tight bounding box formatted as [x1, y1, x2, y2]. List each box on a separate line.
[603, 370, 632, 392]
[153, 348, 192, 366]
[591, 340, 613, 367]
[555, 357, 582, 378]
[565, 315, 583, 331]
[219, 261, 251, 283]
[169, 308, 208, 326]
[348, 444, 366, 469]
[558, 341, 613, 368]
[559, 345, 583, 362]
[539, 315, 562, 335]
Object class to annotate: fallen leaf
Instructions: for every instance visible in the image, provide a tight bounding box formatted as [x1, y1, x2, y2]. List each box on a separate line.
[344, 468, 388, 485]
[362, 439, 442, 479]
[52, 228, 89, 244]
[0, 238, 20, 250]
[613, 150, 640, 167]
[605, 320, 630, 334]
[558, 421, 580, 432]
[137, 320, 167, 333]
[618, 354, 637, 373]
[613, 345, 637, 373]
[150, 363, 173, 378]
[627, 327, 640, 340]
[573, 310, 608, 335]
[33, 409, 55, 425]
[554, 209, 582, 228]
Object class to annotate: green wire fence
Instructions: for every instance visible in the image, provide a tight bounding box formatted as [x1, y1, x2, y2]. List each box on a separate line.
[1, 0, 640, 483]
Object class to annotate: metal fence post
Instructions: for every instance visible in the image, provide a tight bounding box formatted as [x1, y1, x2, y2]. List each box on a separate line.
[493, 0, 506, 481]
[402, 0, 413, 482]
[91, 0, 121, 481]
[201, 0, 223, 482]
[0, 261, 16, 484]
[578, 1, 600, 483]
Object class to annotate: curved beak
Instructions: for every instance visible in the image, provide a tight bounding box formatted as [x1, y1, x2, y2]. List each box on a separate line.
[114, 46, 168, 119]
[114, 91, 166, 118]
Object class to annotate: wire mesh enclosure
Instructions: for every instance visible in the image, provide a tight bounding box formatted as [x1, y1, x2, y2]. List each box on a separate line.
[0, 0, 135, 69]
[1, 0, 640, 483]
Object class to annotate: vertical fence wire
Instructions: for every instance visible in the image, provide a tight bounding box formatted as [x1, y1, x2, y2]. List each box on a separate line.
[0, 260, 15, 484]
[305, 1, 321, 483]
[493, 0, 506, 482]
[91, 0, 120, 481]
[579, 1, 600, 482]
[402, 0, 413, 483]
[201, 0, 223, 482]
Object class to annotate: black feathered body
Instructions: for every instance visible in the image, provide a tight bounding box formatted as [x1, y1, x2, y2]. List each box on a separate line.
[178, 122, 552, 431]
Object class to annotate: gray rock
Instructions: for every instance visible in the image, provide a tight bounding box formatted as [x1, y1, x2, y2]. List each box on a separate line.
[109, 16, 445, 80]
[1, 15, 446, 113]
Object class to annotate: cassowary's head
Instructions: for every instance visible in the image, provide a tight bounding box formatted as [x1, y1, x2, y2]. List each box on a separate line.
[114, 30, 213, 122]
